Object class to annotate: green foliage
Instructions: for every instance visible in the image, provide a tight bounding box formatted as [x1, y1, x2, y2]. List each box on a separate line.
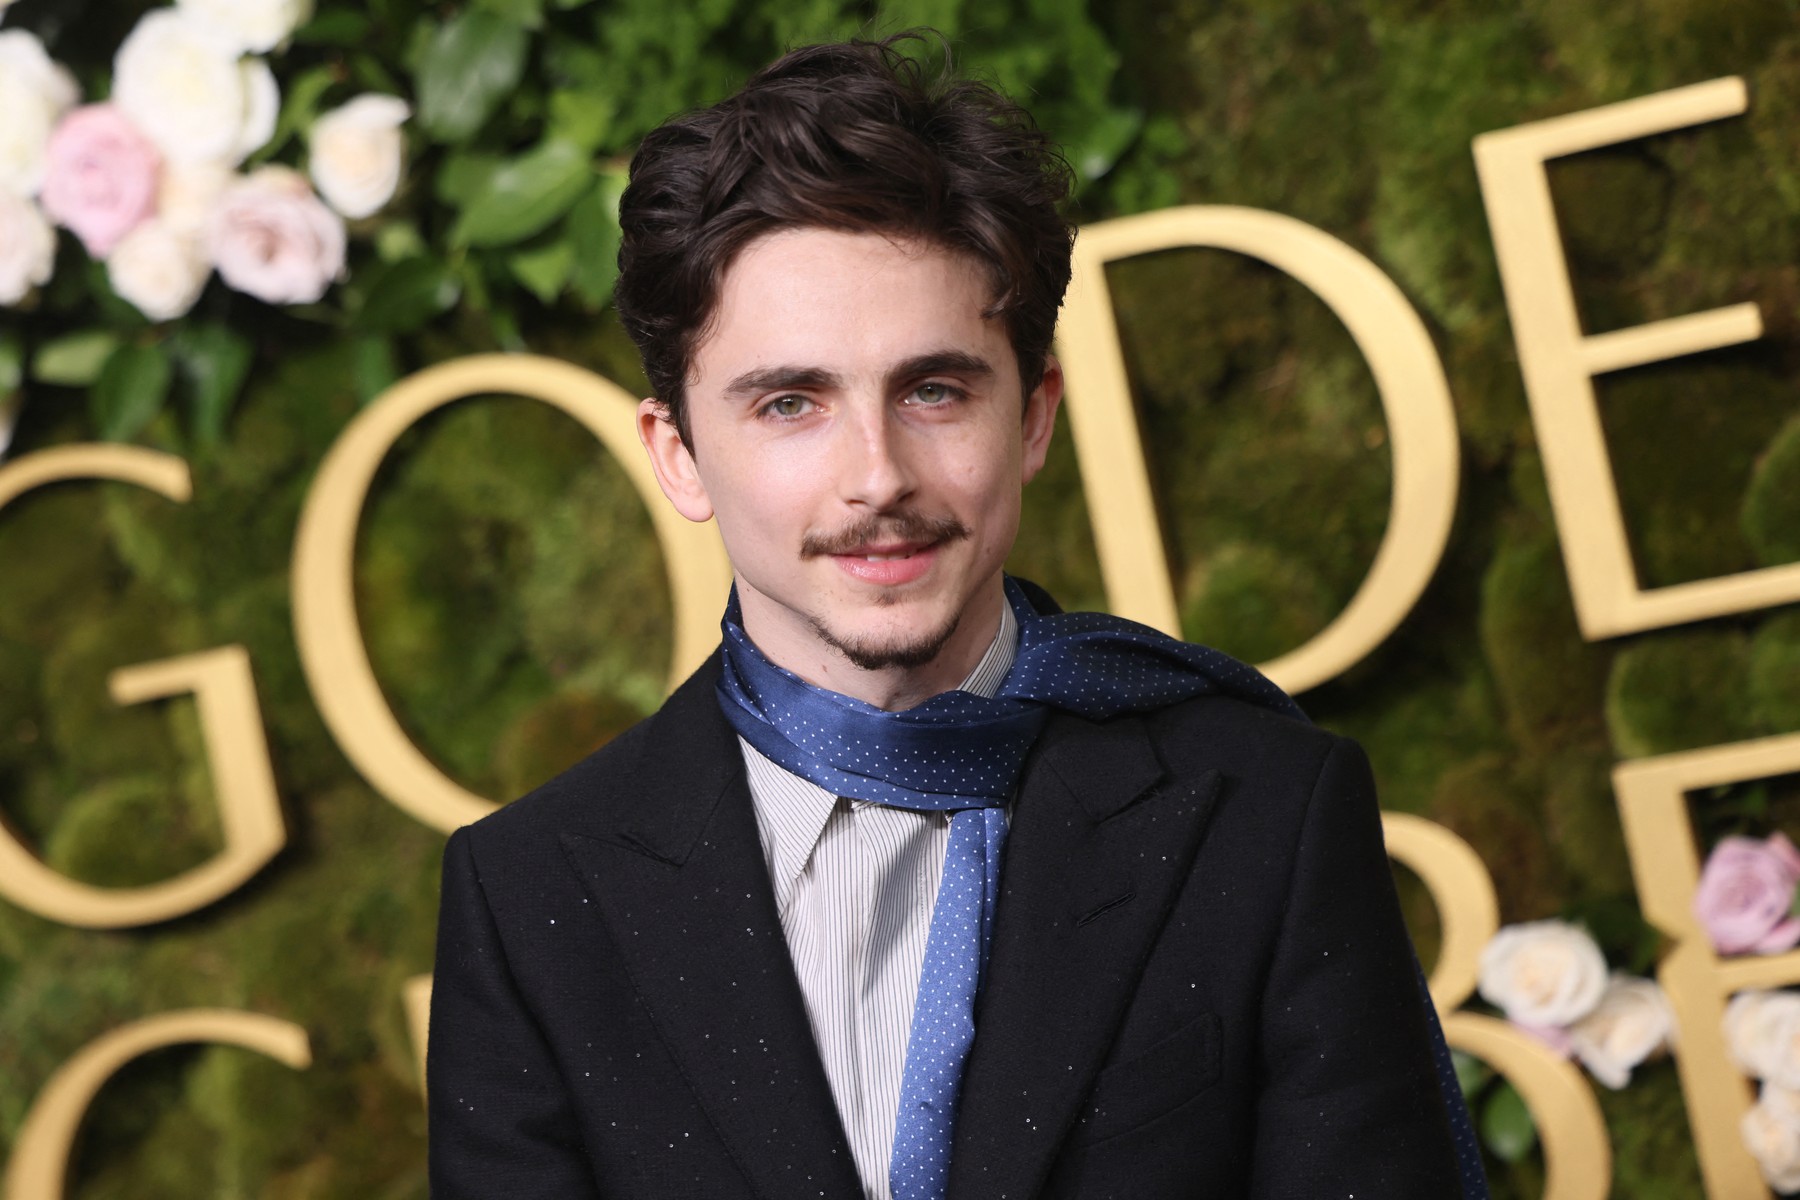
[7, 0, 1800, 1194]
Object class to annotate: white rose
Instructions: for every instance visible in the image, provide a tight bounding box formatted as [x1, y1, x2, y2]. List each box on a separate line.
[157, 161, 233, 237]
[1477, 920, 1609, 1028]
[1566, 974, 1674, 1089]
[1727, 990, 1800, 1089]
[206, 165, 346, 305]
[308, 95, 409, 219]
[175, 0, 313, 54]
[235, 58, 281, 162]
[0, 30, 79, 196]
[1745, 1084, 1800, 1193]
[112, 10, 254, 165]
[108, 219, 210, 321]
[0, 190, 54, 304]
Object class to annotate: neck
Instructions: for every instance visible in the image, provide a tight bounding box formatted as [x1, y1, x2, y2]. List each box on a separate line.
[737, 580, 1008, 711]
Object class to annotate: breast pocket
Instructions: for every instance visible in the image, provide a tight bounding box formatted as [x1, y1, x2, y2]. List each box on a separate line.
[1074, 1011, 1223, 1145]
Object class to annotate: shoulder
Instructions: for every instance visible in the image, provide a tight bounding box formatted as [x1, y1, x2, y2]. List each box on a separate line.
[1142, 691, 1347, 790]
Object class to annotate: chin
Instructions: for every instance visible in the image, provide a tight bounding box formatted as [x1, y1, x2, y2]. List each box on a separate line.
[809, 606, 963, 672]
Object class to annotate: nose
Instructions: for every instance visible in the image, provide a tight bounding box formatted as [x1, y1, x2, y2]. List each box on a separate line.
[834, 397, 917, 512]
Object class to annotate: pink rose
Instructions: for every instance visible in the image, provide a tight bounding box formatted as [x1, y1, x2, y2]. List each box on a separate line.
[205, 165, 346, 305]
[39, 105, 161, 257]
[1695, 834, 1800, 955]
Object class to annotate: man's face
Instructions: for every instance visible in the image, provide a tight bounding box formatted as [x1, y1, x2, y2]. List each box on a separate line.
[638, 227, 1061, 698]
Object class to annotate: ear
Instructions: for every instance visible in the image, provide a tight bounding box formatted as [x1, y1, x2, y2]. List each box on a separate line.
[1020, 354, 1063, 484]
[636, 398, 714, 523]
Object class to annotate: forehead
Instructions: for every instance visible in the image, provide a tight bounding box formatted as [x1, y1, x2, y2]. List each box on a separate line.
[691, 227, 1010, 388]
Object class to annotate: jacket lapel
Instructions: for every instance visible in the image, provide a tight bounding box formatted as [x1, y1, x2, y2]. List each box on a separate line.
[947, 710, 1222, 1200]
[556, 656, 862, 1200]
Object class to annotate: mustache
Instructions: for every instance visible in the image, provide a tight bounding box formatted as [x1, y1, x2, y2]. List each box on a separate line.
[801, 511, 971, 558]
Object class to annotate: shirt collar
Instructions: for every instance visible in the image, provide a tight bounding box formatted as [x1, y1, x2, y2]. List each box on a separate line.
[740, 598, 1020, 913]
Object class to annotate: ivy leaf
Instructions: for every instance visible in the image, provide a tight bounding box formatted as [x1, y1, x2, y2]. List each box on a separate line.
[567, 167, 625, 307]
[1479, 1081, 1538, 1163]
[91, 344, 174, 442]
[416, 11, 530, 144]
[450, 139, 593, 248]
[510, 238, 574, 304]
[32, 330, 123, 386]
[169, 324, 253, 447]
[355, 256, 462, 333]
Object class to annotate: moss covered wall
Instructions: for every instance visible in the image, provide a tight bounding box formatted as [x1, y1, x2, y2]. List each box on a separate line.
[4, 1, 1800, 1197]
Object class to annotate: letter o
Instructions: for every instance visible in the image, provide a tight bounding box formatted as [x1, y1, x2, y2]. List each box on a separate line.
[292, 354, 732, 834]
[4, 1010, 310, 1200]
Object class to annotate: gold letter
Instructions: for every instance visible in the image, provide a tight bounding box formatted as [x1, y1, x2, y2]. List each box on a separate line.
[4, 1010, 310, 1200]
[0, 448, 285, 928]
[1474, 78, 1779, 639]
[405, 973, 432, 1098]
[1057, 208, 1460, 694]
[292, 354, 733, 834]
[1614, 732, 1800, 1198]
[1385, 813, 1613, 1199]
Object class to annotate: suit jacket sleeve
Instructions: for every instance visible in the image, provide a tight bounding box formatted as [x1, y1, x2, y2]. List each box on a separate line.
[1248, 735, 1461, 1196]
[427, 826, 602, 1199]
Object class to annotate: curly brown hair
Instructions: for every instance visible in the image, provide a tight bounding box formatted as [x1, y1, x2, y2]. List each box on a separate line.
[613, 32, 1076, 448]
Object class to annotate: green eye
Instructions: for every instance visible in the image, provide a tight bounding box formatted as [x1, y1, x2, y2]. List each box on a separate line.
[912, 383, 955, 404]
[766, 395, 810, 417]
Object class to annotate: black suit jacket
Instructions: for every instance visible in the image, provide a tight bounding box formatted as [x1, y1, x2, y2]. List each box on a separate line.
[427, 651, 1462, 1198]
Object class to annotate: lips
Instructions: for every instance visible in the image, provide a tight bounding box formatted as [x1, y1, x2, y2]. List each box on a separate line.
[830, 540, 940, 586]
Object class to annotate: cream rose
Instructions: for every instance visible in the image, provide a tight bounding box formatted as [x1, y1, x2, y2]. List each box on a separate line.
[308, 95, 410, 219]
[157, 161, 233, 238]
[1744, 1084, 1800, 1193]
[206, 166, 346, 304]
[0, 30, 79, 196]
[1477, 920, 1609, 1029]
[108, 219, 210, 321]
[1566, 974, 1674, 1089]
[234, 58, 281, 163]
[0, 190, 55, 304]
[1727, 990, 1800, 1089]
[112, 10, 257, 165]
[176, 0, 314, 54]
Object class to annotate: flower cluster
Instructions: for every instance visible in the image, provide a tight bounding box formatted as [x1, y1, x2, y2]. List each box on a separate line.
[1477, 919, 1675, 1089]
[0, 0, 407, 319]
[1728, 992, 1800, 1190]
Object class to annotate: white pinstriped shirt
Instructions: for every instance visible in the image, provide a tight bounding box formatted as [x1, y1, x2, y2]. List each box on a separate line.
[738, 602, 1019, 1200]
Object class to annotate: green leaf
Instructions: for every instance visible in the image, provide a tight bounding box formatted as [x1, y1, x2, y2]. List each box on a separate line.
[169, 325, 253, 447]
[436, 152, 503, 207]
[567, 167, 625, 307]
[450, 139, 594, 248]
[416, 11, 530, 144]
[1479, 1081, 1538, 1164]
[1068, 105, 1144, 183]
[33, 331, 123, 387]
[255, 65, 338, 166]
[355, 256, 462, 334]
[90, 344, 174, 442]
[293, 9, 372, 44]
[0, 330, 23, 394]
[475, 0, 546, 29]
[510, 238, 574, 304]
[351, 335, 400, 404]
[1451, 1050, 1493, 1099]
[548, 87, 616, 152]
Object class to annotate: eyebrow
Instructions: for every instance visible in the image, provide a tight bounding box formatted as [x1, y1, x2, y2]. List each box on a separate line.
[720, 350, 997, 401]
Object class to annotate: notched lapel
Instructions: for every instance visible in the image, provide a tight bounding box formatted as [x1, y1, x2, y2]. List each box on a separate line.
[556, 657, 861, 1200]
[948, 712, 1223, 1200]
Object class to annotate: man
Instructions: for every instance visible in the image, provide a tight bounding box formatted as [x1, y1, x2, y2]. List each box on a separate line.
[427, 34, 1484, 1200]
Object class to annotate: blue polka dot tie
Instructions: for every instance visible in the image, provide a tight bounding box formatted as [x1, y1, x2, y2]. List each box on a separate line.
[716, 577, 1487, 1200]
